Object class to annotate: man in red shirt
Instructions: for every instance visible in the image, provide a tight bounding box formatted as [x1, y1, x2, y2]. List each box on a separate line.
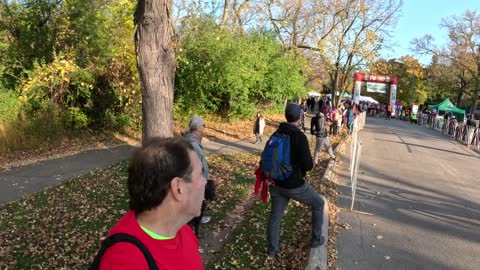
[97, 137, 206, 269]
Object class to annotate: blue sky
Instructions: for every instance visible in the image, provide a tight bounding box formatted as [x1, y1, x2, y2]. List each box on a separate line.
[381, 0, 479, 65]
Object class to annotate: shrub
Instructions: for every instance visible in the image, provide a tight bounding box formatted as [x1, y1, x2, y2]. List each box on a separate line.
[0, 90, 19, 122]
[64, 107, 89, 129]
[19, 57, 94, 130]
[175, 19, 308, 120]
[17, 57, 137, 130]
[105, 112, 133, 131]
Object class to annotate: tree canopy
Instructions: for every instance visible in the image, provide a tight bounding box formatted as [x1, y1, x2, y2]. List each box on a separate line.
[175, 19, 307, 119]
[1, 0, 478, 148]
[414, 9, 480, 112]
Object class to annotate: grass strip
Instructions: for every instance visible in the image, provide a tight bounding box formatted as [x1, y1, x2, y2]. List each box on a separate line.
[208, 198, 311, 270]
[207, 133, 346, 269]
[206, 153, 259, 223]
[0, 162, 130, 269]
[0, 153, 259, 269]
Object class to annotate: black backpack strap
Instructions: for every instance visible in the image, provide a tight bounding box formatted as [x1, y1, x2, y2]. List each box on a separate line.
[89, 233, 159, 270]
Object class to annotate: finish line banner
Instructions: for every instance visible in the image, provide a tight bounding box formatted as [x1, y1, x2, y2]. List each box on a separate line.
[366, 82, 387, 93]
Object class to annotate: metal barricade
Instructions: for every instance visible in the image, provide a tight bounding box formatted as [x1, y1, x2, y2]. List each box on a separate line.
[472, 128, 480, 149]
[454, 123, 462, 139]
[422, 118, 480, 149]
[349, 112, 365, 210]
[433, 119, 444, 131]
[418, 113, 429, 126]
[465, 126, 475, 146]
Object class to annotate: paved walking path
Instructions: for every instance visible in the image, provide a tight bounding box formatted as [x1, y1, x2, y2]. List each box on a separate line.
[0, 137, 265, 204]
[335, 117, 480, 270]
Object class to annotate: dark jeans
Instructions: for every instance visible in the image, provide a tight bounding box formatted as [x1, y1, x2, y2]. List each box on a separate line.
[189, 201, 206, 236]
[267, 184, 325, 255]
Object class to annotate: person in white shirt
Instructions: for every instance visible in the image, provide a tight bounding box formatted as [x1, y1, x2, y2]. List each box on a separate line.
[254, 112, 266, 144]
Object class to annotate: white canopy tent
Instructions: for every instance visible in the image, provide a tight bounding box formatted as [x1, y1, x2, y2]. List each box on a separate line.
[311, 93, 378, 104]
[340, 94, 378, 104]
[308, 91, 321, 97]
[359, 96, 379, 104]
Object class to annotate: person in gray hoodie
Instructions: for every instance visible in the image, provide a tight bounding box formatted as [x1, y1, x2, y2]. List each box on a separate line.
[182, 116, 215, 235]
[183, 116, 209, 183]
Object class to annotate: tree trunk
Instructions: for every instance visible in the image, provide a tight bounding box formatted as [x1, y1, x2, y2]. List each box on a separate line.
[220, 0, 229, 27]
[475, 56, 480, 113]
[473, 87, 479, 113]
[134, 0, 175, 142]
[456, 91, 463, 107]
[457, 77, 466, 107]
[331, 67, 340, 106]
[233, 0, 244, 34]
[473, 74, 479, 113]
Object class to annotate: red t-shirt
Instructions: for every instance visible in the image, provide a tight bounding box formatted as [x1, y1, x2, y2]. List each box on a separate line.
[100, 210, 203, 270]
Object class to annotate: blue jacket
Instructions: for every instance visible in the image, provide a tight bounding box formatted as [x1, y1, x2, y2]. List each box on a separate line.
[347, 108, 355, 122]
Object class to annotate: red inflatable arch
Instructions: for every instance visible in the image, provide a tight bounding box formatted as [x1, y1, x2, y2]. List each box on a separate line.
[353, 73, 397, 111]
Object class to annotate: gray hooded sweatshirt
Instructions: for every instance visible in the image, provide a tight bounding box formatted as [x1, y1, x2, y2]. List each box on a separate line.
[183, 132, 209, 180]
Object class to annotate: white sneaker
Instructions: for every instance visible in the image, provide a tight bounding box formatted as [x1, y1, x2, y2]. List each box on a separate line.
[201, 216, 211, 224]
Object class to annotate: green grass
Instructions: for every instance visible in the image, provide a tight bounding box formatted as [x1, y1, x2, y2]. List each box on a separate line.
[0, 147, 335, 269]
[208, 199, 310, 270]
[0, 153, 260, 269]
[205, 153, 259, 223]
[0, 162, 129, 269]
[0, 90, 19, 122]
[205, 135, 345, 269]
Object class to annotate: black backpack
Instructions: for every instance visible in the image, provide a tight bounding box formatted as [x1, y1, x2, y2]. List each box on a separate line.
[316, 115, 327, 137]
[89, 233, 159, 270]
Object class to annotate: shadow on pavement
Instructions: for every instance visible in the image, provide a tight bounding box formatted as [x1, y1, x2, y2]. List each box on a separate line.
[374, 139, 478, 158]
[337, 162, 480, 246]
[203, 137, 263, 154]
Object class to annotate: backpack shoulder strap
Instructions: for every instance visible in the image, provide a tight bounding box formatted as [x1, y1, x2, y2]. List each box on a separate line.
[89, 233, 159, 270]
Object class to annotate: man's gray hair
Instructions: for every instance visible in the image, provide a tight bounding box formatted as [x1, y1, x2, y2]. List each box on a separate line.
[188, 116, 205, 131]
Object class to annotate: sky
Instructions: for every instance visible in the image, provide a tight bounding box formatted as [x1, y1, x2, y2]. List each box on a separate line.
[381, 0, 480, 65]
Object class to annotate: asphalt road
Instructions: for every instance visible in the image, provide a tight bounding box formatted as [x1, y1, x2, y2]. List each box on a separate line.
[336, 117, 480, 270]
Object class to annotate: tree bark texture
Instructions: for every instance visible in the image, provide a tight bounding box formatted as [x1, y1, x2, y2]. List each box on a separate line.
[134, 0, 175, 142]
[475, 54, 480, 112]
[220, 0, 229, 27]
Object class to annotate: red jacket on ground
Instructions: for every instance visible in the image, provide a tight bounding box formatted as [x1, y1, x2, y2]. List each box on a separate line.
[254, 167, 270, 202]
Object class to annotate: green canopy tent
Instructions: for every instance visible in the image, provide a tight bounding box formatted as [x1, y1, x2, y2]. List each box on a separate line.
[428, 98, 465, 117]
